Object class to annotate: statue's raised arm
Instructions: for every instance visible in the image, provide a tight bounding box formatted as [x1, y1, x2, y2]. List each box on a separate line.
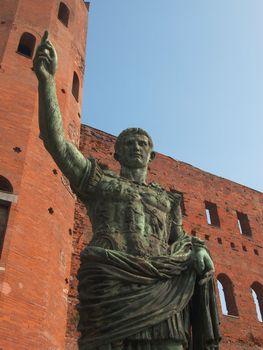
[33, 31, 89, 188]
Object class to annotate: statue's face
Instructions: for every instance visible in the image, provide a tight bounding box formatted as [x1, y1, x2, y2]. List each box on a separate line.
[119, 134, 153, 169]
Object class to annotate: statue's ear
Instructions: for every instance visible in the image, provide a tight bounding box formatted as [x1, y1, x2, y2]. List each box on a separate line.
[150, 151, 156, 162]
[114, 153, 120, 162]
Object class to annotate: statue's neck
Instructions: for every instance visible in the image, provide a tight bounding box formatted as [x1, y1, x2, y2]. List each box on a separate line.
[120, 166, 148, 184]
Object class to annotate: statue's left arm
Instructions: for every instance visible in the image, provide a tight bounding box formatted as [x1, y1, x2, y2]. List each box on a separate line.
[169, 195, 214, 275]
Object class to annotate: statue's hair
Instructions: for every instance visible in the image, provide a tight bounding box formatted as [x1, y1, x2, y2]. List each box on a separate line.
[114, 128, 154, 158]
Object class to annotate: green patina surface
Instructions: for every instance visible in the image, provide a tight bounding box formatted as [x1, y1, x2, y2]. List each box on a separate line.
[33, 31, 221, 350]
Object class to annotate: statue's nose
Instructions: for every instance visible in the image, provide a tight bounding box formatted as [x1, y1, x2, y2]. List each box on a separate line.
[133, 142, 140, 150]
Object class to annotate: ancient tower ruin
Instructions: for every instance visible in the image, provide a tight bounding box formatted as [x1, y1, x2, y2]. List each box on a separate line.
[0, 1, 89, 349]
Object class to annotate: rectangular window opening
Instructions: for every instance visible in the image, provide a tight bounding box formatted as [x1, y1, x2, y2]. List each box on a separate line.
[237, 211, 252, 236]
[254, 249, 259, 256]
[230, 242, 236, 249]
[205, 201, 220, 227]
[217, 237, 222, 245]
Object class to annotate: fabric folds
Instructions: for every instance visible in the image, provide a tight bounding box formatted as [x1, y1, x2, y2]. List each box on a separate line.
[77, 241, 220, 350]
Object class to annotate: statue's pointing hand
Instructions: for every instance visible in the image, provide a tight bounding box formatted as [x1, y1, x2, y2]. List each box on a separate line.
[33, 31, 57, 82]
[194, 248, 215, 276]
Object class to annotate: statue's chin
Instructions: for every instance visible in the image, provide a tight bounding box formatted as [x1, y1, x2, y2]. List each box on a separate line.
[124, 160, 147, 169]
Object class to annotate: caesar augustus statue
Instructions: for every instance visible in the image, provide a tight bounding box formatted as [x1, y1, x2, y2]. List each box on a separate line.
[33, 32, 221, 350]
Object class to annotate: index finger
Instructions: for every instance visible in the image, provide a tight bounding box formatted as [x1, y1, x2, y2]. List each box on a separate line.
[41, 31, 49, 45]
[45, 40, 56, 58]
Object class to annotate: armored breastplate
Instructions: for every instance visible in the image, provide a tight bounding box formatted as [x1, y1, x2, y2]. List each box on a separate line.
[86, 172, 174, 257]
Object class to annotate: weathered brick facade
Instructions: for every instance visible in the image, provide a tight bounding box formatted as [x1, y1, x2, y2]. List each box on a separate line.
[65, 126, 263, 350]
[0, 1, 88, 349]
[0, 1, 262, 349]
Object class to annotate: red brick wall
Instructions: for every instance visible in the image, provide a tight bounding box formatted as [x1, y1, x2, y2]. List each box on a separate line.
[66, 125, 263, 349]
[0, 1, 88, 349]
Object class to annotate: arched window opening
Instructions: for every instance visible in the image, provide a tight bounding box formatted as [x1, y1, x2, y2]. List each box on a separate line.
[72, 72, 80, 102]
[0, 176, 13, 257]
[17, 32, 36, 58]
[0, 176, 13, 193]
[251, 282, 263, 322]
[58, 2, 70, 27]
[217, 273, 239, 316]
[217, 280, 228, 315]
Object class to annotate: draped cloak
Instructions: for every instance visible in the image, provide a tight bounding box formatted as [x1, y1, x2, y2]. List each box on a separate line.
[77, 242, 220, 349]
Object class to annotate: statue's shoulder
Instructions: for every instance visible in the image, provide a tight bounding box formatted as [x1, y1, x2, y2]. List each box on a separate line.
[102, 169, 120, 179]
[148, 182, 170, 198]
[149, 182, 166, 192]
[149, 182, 181, 204]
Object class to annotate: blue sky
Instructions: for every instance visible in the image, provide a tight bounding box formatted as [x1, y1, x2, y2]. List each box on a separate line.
[81, 0, 263, 192]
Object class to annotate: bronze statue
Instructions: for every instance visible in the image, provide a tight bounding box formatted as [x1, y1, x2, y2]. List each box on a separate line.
[33, 31, 220, 350]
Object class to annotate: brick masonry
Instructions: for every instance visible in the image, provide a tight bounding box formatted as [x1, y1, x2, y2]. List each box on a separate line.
[0, 1, 88, 349]
[65, 125, 263, 350]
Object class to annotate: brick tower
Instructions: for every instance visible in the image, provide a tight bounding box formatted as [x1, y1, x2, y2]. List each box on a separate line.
[0, 1, 89, 349]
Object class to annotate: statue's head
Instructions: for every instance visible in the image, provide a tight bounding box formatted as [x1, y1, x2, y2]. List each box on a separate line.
[114, 128, 156, 169]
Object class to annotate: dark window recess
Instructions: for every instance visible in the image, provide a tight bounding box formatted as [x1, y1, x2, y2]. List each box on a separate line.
[0, 176, 13, 193]
[0, 176, 13, 257]
[58, 2, 70, 27]
[237, 211, 252, 236]
[217, 273, 239, 317]
[72, 72, 80, 101]
[242, 245, 247, 252]
[251, 282, 263, 322]
[254, 249, 259, 256]
[230, 242, 235, 249]
[205, 234, 210, 241]
[0, 204, 10, 257]
[217, 237, 222, 244]
[170, 189, 186, 216]
[205, 201, 220, 227]
[17, 32, 36, 58]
